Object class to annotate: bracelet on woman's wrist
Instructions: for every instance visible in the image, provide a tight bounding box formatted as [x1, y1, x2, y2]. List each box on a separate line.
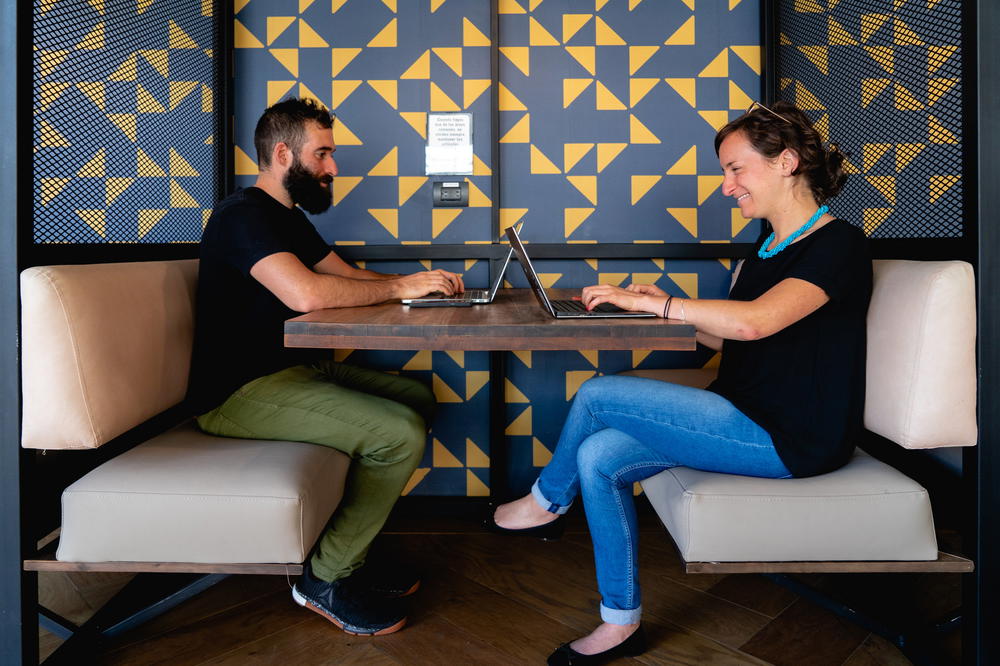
[662, 295, 673, 319]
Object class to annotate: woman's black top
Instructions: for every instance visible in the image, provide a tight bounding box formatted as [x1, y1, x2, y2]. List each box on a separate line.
[707, 219, 872, 477]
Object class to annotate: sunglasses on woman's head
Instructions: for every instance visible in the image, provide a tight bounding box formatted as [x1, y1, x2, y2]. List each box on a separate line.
[746, 100, 792, 124]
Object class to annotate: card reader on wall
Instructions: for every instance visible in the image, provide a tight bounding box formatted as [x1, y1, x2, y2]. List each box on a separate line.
[432, 181, 469, 207]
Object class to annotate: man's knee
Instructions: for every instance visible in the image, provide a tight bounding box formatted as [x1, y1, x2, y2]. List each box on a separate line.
[374, 406, 427, 464]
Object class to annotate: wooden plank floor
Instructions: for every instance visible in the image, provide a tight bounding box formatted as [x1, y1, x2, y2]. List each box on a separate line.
[38, 509, 962, 665]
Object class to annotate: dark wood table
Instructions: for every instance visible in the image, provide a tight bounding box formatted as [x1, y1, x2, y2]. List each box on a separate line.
[285, 289, 697, 499]
[285, 289, 697, 351]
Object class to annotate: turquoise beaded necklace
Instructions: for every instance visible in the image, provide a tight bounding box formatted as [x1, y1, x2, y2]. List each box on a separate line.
[757, 205, 828, 259]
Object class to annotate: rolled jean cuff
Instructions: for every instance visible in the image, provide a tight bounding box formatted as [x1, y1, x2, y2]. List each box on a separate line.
[531, 479, 571, 515]
[600, 603, 642, 625]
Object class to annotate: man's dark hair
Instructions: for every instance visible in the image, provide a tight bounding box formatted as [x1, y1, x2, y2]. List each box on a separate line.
[253, 97, 334, 169]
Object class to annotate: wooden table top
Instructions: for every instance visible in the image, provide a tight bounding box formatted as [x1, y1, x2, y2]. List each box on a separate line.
[285, 289, 697, 351]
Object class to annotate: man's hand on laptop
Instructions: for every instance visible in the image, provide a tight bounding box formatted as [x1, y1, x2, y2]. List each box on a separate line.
[393, 270, 465, 300]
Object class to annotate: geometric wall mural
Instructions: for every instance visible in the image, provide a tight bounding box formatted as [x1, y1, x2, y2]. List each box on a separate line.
[234, 0, 759, 496]
[33, 0, 220, 243]
[776, 0, 963, 238]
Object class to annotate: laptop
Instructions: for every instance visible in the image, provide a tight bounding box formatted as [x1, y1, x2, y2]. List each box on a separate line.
[505, 226, 657, 319]
[402, 246, 515, 306]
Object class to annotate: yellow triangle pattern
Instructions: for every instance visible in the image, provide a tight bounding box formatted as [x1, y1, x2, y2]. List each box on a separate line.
[76, 209, 106, 237]
[563, 78, 594, 108]
[168, 81, 198, 110]
[403, 350, 432, 371]
[269, 48, 298, 77]
[399, 176, 428, 206]
[137, 209, 168, 238]
[505, 378, 530, 403]
[331, 47, 362, 77]
[567, 176, 597, 205]
[466, 371, 490, 400]
[500, 114, 530, 143]
[433, 439, 463, 467]
[430, 82, 461, 111]
[732, 208, 753, 237]
[332, 80, 362, 108]
[266, 16, 295, 45]
[464, 18, 491, 46]
[530, 145, 562, 174]
[432, 208, 463, 237]
[564, 143, 594, 172]
[630, 46, 658, 76]
[401, 468, 430, 496]
[629, 114, 660, 143]
[866, 175, 897, 205]
[697, 175, 724, 204]
[597, 143, 628, 172]
[668, 272, 698, 298]
[466, 439, 489, 467]
[169, 179, 199, 207]
[929, 175, 960, 205]
[596, 81, 626, 110]
[666, 145, 697, 175]
[699, 49, 728, 77]
[730, 45, 761, 74]
[368, 147, 399, 176]
[40, 178, 71, 205]
[433, 374, 464, 403]
[863, 207, 893, 233]
[563, 14, 592, 43]
[500, 47, 530, 76]
[399, 112, 427, 138]
[433, 47, 463, 76]
[234, 145, 258, 175]
[500, 208, 529, 234]
[566, 371, 596, 400]
[595, 17, 625, 45]
[464, 79, 491, 108]
[369, 209, 399, 237]
[466, 179, 492, 207]
[529, 17, 560, 46]
[506, 406, 532, 436]
[267, 80, 296, 106]
[137, 147, 166, 177]
[368, 80, 398, 109]
[566, 46, 596, 76]
[76, 149, 106, 177]
[828, 17, 858, 46]
[499, 83, 527, 111]
[631, 175, 661, 205]
[368, 18, 397, 48]
[564, 208, 594, 237]
[333, 176, 362, 205]
[667, 208, 698, 237]
[664, 16, 695, 46]
[168, 19, 198, 48]
[665, 78, 696, 107]
[466, 470, 489, 496]
[630, 78, 659, 107]
[532, 438, 552, 467]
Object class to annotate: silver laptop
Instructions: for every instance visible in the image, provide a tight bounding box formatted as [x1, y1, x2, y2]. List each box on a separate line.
[402, 246, 515, 306]
[506, 226, 656, 319]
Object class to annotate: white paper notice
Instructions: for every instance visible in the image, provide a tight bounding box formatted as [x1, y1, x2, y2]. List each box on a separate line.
[425, 113, 473, 175]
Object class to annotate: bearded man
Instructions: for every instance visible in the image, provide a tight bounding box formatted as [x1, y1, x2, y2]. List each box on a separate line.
[187, 97, 463, 636]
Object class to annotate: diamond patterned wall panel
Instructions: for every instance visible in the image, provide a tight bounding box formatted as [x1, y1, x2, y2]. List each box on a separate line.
[33, 0, 220, 243]
[775, 0, 963, 238]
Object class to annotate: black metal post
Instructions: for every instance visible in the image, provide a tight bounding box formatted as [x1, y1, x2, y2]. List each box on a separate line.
[971, 1, 1000, 663]
[1, 1, 34, 663]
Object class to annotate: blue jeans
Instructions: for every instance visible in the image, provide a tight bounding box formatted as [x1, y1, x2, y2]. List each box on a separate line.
[531, 375, 791, 625]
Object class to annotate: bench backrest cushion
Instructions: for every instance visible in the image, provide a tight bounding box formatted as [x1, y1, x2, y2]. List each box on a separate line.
[21, 260, 198, 450]
[866, 260, 977, 449]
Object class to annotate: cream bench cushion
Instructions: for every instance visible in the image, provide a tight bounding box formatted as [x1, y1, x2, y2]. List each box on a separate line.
[632, 259, 976, 563]
[56, 422, 350, 564]
[20, 259, 350, 565]
[640, 448, 936, 562]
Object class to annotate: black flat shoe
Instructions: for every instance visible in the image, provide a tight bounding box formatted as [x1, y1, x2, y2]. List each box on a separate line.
[547, 624, 647, 665]
[482, 502, 566, 541]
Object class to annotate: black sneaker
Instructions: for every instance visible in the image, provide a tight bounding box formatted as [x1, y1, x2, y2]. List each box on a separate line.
[292, 564, 407, 635]
[352, 554, 421, 598]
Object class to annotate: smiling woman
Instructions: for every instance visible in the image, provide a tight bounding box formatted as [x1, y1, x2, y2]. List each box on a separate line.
[488, 101, 870, 665]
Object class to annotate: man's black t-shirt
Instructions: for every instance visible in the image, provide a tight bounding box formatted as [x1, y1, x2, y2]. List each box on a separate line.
[707, 220, 872, 477]
[187, 187, 331, 414]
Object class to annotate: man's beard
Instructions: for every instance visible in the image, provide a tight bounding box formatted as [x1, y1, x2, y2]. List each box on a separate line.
[283, 158, 333, 214]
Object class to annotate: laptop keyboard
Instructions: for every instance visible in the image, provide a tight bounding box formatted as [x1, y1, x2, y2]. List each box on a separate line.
[424, 288, 488, 301]
[551, 300, 625, 314]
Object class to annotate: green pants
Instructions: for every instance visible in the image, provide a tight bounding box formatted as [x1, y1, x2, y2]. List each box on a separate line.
[196, 361, 434, 582]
